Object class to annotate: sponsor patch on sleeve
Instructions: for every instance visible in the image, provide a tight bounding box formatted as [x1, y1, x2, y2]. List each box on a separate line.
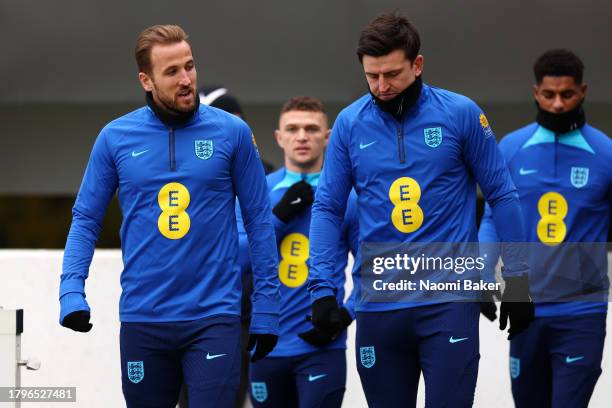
[479, 113, 495, 138]
[252, 133, 261, 157]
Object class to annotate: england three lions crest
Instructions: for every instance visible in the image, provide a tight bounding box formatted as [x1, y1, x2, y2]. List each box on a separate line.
[127, 361, 144, 384]
[251, 382, 268, 402]
[360, 346, 376, 368]
[570, 167, 589, 188]
[509, 357, 520, 379]
[424, 127, 443, 148]
[195, 140, 213, 160]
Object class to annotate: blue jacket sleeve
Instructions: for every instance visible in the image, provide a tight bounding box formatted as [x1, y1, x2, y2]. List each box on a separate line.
[308, 113, 353, 302]
[478, 202, 500, 283]
[340, 191, 359, 320]
[460, 102, 528, 278]
[60, 129, 118, 322]
[236, 195, 285, 276]
[232, 125, 281, 334]
[235, 202, 253, 276]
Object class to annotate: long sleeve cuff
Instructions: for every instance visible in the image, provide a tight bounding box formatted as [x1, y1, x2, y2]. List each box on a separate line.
[250, 312, 279, 335]
[59, 292, 90, 324]
[310, 287, 335, 303]
[341, 304, 356, 321]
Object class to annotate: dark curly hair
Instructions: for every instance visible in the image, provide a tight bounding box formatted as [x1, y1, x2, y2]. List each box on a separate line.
[534, 49, 584, 84]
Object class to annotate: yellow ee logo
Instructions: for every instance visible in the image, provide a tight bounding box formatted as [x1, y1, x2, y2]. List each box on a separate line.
[157, 182, 191, 239]
[278, 233, 309, 287]
[388, 177, 424, 233]
[536, 192, 568, 246]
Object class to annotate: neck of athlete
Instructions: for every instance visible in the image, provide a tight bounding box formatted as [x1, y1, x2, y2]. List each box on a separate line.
[284, 156, 323, 174]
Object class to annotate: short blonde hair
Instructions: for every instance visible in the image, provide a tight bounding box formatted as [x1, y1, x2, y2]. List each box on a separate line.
[281, 96, 326, 115]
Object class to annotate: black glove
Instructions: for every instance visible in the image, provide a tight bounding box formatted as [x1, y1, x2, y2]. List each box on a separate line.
[499, 274, 534, 340]
[248, 333, 279, 362]
[61, 311, 93, 333]
[299, 307, 352, 346]
[311, 296, 344, 336]
[272, 180, 314, 223]
[480, 288, 502, 322]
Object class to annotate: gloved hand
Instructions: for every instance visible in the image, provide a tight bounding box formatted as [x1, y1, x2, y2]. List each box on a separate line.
[272, 180, 314, 223]
[248, 333, 279, 362]
[60, 293, 92, 332]
[499, 274, 534, 340]
[480, 288, 502, 322]
[299, 306, 352, 346]
[311, 296, 344, 337]
[62, 311, 93, 332]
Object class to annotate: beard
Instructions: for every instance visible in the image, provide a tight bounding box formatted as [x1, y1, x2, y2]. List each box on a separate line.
[145, 86, 200, 128]
[153, 85, 196, 113]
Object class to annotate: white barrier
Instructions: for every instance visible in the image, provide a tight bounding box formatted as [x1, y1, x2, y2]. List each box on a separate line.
[0, 309, 21, 408]
[0, 250, 610, 407]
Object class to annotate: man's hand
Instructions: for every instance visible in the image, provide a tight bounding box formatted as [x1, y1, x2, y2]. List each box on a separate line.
[499, 274, 534, 340]
[480, 288, 502, 322]
[310, 296, 345, 337]
[59, 293, 92, 332]
[272, 180, 314, 223]
[248, 333, 279, 362]
[299, 307, 352, 346]
[62, 311, 93, 332]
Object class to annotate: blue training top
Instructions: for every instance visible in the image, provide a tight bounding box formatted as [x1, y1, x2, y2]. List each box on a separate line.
[60, 104, 280, 333]
[238, 168, 358, 357]
[479, 122, 611, 317]
[308, 84, 528, 312]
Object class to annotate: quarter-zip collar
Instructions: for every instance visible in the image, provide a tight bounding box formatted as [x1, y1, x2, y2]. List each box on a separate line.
[369, 82, 428, 164]
[370, 76, 423, 120]
[145, 92, 201, 172]
[146, 91, 200, 129]
[272, 168, 320, 191]
[286, 169, 320, 187]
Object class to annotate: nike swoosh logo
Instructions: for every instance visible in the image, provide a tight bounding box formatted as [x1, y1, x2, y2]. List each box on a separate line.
[308, 374, 327, 382]
[206, 353, 227, 360]
[359, 141, 376, 150]
[519, 168, 537, 175]
[449, 336, 468, 344]
[132, 149, 150, 157]
[565, 356, 584, 364]
[290, 198, 302, 205]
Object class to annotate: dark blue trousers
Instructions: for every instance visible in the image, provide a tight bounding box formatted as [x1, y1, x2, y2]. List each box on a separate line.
[356, 303, 480, 408]
[510, 313, 606, 408]
[249, 349, 346, 408]
[120, 314, 241, 408]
